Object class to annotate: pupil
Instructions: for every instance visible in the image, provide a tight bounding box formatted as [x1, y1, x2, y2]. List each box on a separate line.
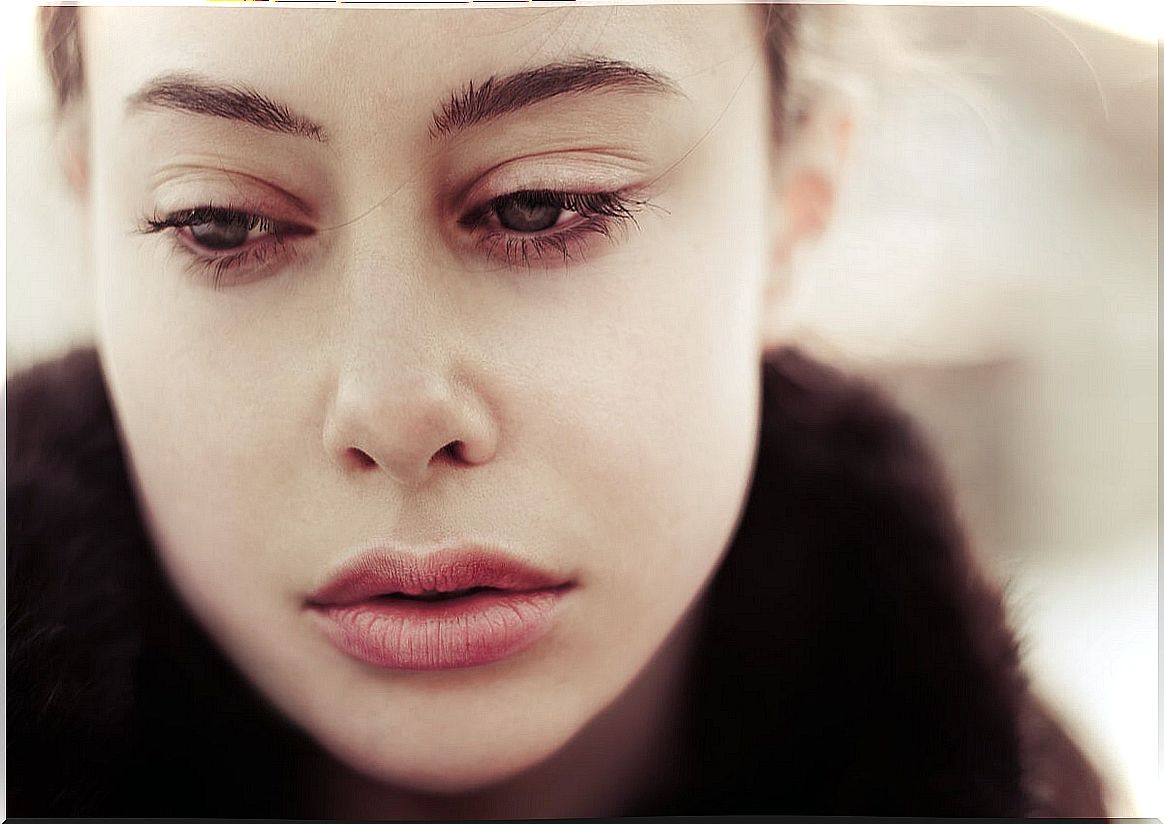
[496, 198, 560, 233]
[190, 220, 251, 251]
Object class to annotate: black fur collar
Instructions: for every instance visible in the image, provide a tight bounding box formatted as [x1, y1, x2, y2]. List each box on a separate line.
[6, 347, 1108, 817]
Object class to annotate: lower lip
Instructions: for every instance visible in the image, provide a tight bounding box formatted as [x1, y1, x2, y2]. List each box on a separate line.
[310, 587, 570, 671]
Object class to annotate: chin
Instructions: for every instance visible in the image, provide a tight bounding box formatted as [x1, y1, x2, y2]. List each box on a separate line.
[383, 759, 536, 797]
[328, 714, 582, 797]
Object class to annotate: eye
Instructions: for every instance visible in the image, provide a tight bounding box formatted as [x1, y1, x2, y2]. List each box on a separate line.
[158, 207, 291, 253]
[461, 189, 650, 270]
[493, 193, 565, 233]
[187, 215, 263, 251]
[137, 205, 313, 288]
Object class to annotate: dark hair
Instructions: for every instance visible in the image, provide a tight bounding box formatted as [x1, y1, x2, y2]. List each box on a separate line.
[39, 5, 84, 111]
[39, 4, 804, 140]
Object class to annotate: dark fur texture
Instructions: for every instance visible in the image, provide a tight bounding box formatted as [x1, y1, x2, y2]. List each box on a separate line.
[6, 347, 1108, 817]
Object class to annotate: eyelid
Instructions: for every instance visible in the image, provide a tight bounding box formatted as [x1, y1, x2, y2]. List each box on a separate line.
[461, 189, 654, 272]
[146, 191, 315, 231]
[146, 162, 321, 222]
[137, 202, 316, 289]
[446, 150, 656, 218]
[140, 204, 314, 245]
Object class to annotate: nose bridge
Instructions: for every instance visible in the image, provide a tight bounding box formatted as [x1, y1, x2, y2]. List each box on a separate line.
[334, 186, 458, 370]
[322, 218, 492, 486]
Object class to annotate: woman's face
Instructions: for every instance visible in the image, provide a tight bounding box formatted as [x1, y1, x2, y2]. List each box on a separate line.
[83, 5, 782, 795]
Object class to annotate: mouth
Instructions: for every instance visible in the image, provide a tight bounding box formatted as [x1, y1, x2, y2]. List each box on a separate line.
[306, 546, 573, 608]
[372, 585, 502, 603]
[305, 546, 575, 670]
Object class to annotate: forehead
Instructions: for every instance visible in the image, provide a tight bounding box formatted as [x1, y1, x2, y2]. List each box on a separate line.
[82, 6, 766, 142]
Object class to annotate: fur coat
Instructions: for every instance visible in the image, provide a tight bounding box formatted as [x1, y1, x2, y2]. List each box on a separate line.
[6, 346, 1109, 818]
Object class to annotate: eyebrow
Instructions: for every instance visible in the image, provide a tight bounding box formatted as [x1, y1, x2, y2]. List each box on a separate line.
[125, 73, 328, 142]
[429, 58, 681, 140]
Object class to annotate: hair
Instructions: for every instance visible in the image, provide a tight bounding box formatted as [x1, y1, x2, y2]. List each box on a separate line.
[40, 4, 84, 112]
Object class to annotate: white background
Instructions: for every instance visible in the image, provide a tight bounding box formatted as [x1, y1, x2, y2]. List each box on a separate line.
[4, 2, 1159, 816]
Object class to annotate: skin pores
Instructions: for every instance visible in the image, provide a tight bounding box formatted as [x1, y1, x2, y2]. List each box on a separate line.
[81, 4, 784, 811]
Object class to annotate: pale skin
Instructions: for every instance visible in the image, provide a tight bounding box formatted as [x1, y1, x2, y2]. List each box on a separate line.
[66, 5, 846, 818]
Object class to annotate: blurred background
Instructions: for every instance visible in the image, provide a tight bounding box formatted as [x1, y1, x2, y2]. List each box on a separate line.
[4, 2, 1159, 816]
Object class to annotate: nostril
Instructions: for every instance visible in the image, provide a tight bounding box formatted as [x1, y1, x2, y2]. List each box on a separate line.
[340, 442, 469, 477]
[435, 440, 463, 464]
[346, 447, 377, 470]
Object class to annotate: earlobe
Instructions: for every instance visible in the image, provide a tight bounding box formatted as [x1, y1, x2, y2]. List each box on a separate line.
[54, 110, 90, 199]
[774, 109, 853, 257]
[777, 170, 836, 260]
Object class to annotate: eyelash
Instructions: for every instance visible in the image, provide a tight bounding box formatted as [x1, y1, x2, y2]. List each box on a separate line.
[138, 189, 648, 288]
[138, 204, 307, 289]
[460, 189, 647, 270]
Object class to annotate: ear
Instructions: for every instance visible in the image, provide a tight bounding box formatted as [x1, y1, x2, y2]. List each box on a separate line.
[761, 107, 853, 351]
[53, 106, 90, 200]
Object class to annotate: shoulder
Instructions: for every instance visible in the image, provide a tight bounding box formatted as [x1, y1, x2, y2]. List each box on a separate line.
[6, 348, 142, 596]
[685, 346, 1109, 816]
[7, 350, 346, 817]
[7, 348, 154, 814]
[1019, 692, 1110, 817]
[6, 348, 147, 657]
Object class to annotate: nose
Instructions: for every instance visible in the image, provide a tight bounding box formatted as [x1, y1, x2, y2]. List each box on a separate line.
[322, 342, 499, 488]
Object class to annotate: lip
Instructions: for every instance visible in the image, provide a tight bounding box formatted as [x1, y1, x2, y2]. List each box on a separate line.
[306, 546, 574, 671]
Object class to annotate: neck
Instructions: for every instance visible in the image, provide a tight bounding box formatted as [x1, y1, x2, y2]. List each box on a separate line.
[306, 597, 706, 820]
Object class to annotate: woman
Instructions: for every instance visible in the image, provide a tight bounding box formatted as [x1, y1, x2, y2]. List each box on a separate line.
[8, 4, 1109, 818]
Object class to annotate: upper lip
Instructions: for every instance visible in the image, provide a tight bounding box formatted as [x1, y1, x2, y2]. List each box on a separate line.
[306, 545, 572, 607]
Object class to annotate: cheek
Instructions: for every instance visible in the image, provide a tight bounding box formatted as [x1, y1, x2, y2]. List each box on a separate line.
[96, 344, 287, 642]
[509, 207, 769, 680]
[531, 116, 772, 555]
[92, 222, 316, 640]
